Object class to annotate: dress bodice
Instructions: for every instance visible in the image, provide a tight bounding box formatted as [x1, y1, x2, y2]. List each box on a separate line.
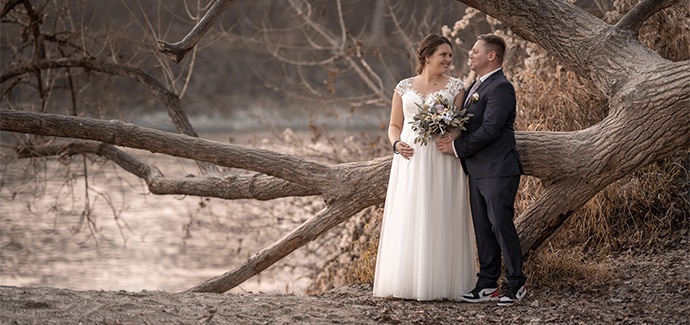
[394, 76, 465, 121]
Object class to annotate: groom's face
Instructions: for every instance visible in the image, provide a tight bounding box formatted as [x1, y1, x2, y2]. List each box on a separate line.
[469, 40, 493, 76]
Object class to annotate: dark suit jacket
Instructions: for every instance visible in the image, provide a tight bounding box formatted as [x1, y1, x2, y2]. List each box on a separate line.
[453, 70, 523, 179]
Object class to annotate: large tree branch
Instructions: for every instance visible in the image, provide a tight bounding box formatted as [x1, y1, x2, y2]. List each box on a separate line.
[457, 0, 672, 97]
[187, 161, 388, 293]
[1, 57, 219, 174]
[0, 109, 390, 203]
[616, 0, 680, 35]
[2, 109, 391, 294]
[516, 59, 690, 255]
[15, 141, 162, 183]
[14, 141, 319, 200]
[157, 0, 237, 63]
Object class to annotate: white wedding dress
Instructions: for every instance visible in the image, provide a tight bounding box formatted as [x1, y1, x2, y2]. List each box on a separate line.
[373, 76, 477, 301]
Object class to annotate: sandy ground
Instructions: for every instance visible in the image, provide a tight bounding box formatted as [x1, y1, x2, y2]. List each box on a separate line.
[1, 242, 688, 325]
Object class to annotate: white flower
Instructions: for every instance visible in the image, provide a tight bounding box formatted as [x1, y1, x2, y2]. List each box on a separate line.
[470, 93, 480, 103]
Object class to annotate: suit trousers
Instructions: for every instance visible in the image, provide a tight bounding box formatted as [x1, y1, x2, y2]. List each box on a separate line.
[469, 175, 526, 288]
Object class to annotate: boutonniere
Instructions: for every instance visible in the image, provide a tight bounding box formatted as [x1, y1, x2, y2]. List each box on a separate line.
[469, 93, 479, 103]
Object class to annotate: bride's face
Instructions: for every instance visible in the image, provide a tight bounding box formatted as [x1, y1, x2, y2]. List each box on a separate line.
[426, 44, 452, 74]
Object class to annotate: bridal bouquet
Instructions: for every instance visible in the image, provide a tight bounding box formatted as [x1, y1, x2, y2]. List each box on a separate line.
[410, 94, 472, 146]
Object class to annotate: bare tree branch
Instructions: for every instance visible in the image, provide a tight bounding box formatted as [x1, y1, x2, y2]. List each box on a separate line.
[157, 0, 237, 63]
[385, 0, 416, 63]
[0, 57, 219, 174]
[187, 198, 370, 293]
[15, 141, 159, 180]
[616, 0, 680, 35]
[14, 141, 320, 200]
[277, 0, 389, 102]
[457, 0, 658, 96]
[0, 109, 388, 203]
[0, 0, 26, 18]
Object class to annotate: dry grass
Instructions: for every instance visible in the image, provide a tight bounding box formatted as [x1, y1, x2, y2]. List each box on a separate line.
[554, 152, 690, 254]
[526, 244, 616, 292]
[350, 219, 382, 285]
[305, 206, 383, 294]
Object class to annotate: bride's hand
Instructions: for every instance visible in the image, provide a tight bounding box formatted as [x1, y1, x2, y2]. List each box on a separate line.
[397, 141, 414, 160]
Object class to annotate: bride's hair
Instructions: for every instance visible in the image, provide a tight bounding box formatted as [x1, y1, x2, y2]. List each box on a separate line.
[416, 34, 452, 75]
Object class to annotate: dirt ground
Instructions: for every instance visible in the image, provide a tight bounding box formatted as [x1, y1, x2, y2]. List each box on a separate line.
[1, 241, 688, 325]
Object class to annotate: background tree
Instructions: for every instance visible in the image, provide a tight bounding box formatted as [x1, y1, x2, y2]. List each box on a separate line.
[2, 0, 688, 294]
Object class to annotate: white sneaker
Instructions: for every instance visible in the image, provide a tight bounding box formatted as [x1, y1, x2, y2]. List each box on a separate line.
[461, 287, 499, 303]
[497, 285, 526, 306]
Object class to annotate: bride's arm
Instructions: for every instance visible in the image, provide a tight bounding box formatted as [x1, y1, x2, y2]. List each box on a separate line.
[388, 91, 413, 159]
[388, 92, 403, 144]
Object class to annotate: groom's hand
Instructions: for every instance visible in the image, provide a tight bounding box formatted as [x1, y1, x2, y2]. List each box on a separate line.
[436, 136, 455, 155]
[445, 129, 461, 140]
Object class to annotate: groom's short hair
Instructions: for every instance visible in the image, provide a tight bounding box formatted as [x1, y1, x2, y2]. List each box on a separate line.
[477, 34, 506, 65]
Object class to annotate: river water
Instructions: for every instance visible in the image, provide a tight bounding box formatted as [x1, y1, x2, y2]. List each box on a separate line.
[0, 127, 381, 295]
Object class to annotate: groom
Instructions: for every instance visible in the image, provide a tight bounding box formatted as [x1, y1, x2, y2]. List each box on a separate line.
[437, 34, 526, 306]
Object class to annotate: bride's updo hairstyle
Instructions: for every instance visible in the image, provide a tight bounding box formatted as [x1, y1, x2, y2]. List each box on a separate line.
[416, 34, 452, 75]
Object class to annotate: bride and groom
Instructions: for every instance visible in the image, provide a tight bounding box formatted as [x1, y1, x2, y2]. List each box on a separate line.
[373, 33, 527, 306]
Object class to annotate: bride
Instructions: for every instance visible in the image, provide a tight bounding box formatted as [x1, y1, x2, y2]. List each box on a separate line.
[373, 34, 477, 301]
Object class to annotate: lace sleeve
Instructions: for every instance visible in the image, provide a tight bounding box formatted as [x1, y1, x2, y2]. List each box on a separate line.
[394, 77, 412, 97]
[447, 77, 465, 98]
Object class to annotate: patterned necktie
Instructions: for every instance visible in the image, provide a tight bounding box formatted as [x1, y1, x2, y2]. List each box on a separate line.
[463, 79, 482, 108]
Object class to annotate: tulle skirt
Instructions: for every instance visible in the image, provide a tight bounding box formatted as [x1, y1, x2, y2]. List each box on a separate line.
[373, 130, 477, 301]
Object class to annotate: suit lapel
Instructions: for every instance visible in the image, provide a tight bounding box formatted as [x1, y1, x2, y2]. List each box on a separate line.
[462, 80, 477, 108]
[476, 70, 503, 94]
[463, 70, 505, 109]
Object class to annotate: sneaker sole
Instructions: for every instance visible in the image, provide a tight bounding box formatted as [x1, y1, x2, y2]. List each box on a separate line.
[461, 290, 499, 303]
[461, 296, 499, 303]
